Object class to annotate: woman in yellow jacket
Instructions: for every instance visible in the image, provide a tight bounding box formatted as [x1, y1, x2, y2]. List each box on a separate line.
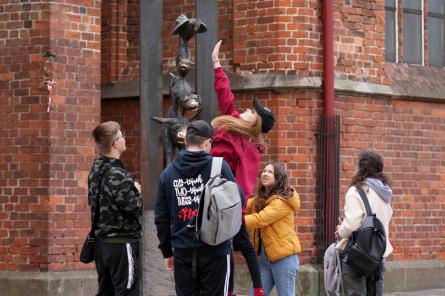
[245, 162, 301, 296]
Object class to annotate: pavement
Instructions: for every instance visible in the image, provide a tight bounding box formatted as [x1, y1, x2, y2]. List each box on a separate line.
[237, 290, 445, 296]
[384, 289, 445, 296]
[236, 289, 445, 296]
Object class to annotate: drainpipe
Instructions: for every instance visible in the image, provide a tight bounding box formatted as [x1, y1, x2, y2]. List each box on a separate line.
[323, 0, 337, 248]
[323, 0, 334, 117]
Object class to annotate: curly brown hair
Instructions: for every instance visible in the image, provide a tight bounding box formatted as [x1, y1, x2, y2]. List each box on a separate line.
[351, 149, 390, 189]
[254, 162, 293, 213]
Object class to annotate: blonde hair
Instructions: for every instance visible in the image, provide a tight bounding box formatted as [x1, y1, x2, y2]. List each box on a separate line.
[92, 121, 120, 153]
[211, 115, 262, 140]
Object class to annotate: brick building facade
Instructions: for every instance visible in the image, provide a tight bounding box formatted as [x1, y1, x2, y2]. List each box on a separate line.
[1, 0, 444, 295]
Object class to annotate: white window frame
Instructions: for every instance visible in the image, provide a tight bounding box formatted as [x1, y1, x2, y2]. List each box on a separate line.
[421, 0, 425, 65]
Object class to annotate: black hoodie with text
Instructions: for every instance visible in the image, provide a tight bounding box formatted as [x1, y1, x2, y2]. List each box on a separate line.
[154, 149, 244, 258]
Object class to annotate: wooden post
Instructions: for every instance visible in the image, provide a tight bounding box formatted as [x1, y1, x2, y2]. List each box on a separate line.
[196, 0, 218, 122]
[140, 0, 163, 209]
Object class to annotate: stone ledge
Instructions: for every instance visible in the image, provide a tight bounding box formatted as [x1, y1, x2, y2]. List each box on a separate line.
[233, 259, 445, 295]
[101, 68, 445, 102]
[1, 260, 444, 296]
[384, 260, 445, 293]
[0, 270, 97, 296]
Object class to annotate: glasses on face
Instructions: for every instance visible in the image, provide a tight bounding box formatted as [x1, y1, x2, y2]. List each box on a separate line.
[112, 131, 126, 146]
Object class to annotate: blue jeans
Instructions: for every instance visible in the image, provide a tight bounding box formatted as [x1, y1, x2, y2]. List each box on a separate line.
[250, 246, 299, 296]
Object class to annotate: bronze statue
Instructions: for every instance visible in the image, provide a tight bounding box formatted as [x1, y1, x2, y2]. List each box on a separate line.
[153, 14, 207, 166]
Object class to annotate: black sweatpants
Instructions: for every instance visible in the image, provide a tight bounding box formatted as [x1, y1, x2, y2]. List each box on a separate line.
[174, 253, 230, 296]
[94, 239, 140, 296]
[229, 222, 262, 292]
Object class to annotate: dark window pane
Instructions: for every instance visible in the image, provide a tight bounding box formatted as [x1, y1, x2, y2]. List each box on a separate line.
[385, 9, 397, 62]
[428, 17, 445, 67]
[385, 0, 396, 8]
[428, 0, 444, 13]
[403, 4, 422, 64]
[402, 0, 421, 10]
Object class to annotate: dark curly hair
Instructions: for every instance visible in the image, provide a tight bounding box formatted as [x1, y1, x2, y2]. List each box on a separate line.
[254, 162, 293, 213]
[351, 149, 390, 189]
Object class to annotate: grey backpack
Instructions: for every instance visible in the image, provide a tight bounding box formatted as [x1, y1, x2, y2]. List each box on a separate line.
[195, 157, 242, 246]
[324, 242, 344, 296]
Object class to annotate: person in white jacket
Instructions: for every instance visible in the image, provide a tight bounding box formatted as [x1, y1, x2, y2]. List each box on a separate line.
[335, 149, 393, 296]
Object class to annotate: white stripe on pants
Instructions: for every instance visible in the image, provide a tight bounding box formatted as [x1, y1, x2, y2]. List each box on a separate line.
[126, 243, 134, 290]
[224, 254, 231, 296]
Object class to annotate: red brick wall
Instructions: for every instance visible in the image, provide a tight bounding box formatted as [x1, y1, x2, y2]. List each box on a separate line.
[101, 0, 140, 84]
[0, 1, 100, 272]
[232, 0, 323, 76]
[337, 97, 445, 260]
[101, 98, 141, 180]
[334, 1, 387, 84]
[46, 1, 101, 272]
[0, 1, 51, 272]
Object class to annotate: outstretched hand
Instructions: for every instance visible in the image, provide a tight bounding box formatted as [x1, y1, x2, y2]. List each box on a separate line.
[212, 40, 222, 69]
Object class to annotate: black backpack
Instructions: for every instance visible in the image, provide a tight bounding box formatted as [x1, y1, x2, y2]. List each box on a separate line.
[344, 187, 386, 277]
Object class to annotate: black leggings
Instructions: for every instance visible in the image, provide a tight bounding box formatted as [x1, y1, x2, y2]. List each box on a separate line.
[229, 222, 262, 292]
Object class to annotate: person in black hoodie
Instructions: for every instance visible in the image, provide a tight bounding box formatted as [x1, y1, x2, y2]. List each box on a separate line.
[155, 120, 244, 296]
[88, 121, 143, 296]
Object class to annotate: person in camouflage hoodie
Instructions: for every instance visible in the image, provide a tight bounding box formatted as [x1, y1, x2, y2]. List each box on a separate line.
[88, 121, 143, 296]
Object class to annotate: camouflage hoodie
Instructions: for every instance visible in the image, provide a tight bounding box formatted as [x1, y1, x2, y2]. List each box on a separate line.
[88, 155, 143, 243]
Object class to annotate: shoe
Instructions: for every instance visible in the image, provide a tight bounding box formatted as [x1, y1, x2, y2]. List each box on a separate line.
[254, 287, 264, 296]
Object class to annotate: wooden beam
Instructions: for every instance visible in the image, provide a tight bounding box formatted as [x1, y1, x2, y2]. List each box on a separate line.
[195, 0, 218, 122]
[140, 0, 163, 210]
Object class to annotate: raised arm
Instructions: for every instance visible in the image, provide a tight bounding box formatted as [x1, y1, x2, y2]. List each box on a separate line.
[212, 40, 240, 117]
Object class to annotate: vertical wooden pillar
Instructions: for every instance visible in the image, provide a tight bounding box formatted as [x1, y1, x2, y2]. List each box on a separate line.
[140, 0, 163, 209]
[196, 0, 218, 122]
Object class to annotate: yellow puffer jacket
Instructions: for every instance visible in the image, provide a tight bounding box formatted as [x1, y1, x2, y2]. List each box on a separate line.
[245, 188, 301, 262]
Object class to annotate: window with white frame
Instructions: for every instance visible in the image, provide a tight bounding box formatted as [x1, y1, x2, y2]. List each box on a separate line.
[385, 0, 445, 67]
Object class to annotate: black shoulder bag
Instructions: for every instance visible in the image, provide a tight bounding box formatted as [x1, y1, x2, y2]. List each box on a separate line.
[80, 198, 100, 264]
[80, 168, 110, 264]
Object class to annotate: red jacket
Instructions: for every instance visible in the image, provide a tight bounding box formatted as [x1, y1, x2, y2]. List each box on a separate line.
[210, 67, 263, 200]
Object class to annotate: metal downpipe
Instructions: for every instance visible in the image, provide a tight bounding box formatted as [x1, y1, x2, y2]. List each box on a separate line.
[322, 0, 337, 249]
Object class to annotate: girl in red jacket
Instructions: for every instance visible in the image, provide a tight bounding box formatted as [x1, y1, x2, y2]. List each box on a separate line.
[210, 40, 275, 296]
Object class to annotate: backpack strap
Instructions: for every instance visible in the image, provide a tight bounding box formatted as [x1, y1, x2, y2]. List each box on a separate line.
[358, 187, 373, 217]
[210, 157, 223, 178]
[335, 246, 345, 296]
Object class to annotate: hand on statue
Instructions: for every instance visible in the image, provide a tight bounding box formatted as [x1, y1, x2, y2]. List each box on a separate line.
[212, 40, 222, 69]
